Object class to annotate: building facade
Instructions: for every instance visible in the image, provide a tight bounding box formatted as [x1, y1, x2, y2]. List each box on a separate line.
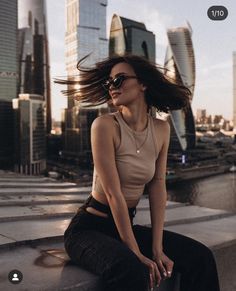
[233, 52, 236, 130]
[164, 24, 196, 151]
[64, 0, 108, 163]
[13, 94, 46, 175]
[109, 14, 156, 62]
[0, 0, 18, 168]
[18, 0, 51, 134]
[196, 109, 207, 122]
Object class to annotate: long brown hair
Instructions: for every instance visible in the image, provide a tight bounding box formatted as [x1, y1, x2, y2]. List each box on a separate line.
[55, 54, 191, 113]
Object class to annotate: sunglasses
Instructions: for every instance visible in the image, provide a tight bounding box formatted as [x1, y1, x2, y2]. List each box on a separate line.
[102, 74, 138, 91]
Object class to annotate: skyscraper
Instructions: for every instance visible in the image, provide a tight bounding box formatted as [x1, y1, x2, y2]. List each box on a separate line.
[65, 0, 108, 96]
[13, 94, 46, 175]
[233, 52, 236, 130]
[64, 0, 108, 163]
[164, 24, 196, 151]
[18, 0, 51, 134]
[0, 0, 18, 168]
[109, 14, 156, 62]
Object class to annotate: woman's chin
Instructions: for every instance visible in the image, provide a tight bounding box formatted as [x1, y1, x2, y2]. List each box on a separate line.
[112, 99, 123, 106]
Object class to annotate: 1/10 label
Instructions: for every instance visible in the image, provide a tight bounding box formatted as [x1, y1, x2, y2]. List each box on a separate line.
[207, 6, 228, 20]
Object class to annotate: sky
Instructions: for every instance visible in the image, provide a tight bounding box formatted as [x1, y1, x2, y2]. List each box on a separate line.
[46, 0, 236, 121]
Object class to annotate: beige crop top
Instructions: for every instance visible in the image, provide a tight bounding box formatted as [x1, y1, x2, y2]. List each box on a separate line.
[92, 111, 159, 202]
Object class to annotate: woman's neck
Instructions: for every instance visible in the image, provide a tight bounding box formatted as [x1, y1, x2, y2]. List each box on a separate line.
[120, 106, 148, 132]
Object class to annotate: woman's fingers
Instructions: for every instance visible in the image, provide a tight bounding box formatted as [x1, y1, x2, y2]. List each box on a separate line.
[165, 259, 174, 278]
[149, 261, 161, 288]
[153, 252, 174, 280]
[156, 259, 168, 279]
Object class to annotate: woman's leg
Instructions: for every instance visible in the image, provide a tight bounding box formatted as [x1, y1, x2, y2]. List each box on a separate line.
[133, 225, 220, 291]
[65, 229, 149, 291]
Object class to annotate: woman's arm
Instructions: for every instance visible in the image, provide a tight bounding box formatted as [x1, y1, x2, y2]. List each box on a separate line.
[147, 120, 173, 277]
[92, 115, 166, 288]
[91, 115, 141, 254]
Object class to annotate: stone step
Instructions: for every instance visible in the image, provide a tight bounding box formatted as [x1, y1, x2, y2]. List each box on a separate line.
[0, 205, 235, 250]
[0, 186, 91, 195]
[0, 176, 54, 182]
[0, 194, 88, 206]
[135, 205, 234, 226]
[165, 215, 236, 250]
[0, 199, 183, 222]
[0, 182, 77, 188]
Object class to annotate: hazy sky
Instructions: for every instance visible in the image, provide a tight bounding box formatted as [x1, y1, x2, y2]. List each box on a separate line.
[46, 0, 235, 120]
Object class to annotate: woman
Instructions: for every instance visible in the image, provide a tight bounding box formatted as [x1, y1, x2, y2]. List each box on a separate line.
[59, 55, 220, 291]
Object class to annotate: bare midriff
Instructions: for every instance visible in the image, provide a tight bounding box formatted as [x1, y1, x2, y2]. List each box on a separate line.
[85, 190, 139, 218]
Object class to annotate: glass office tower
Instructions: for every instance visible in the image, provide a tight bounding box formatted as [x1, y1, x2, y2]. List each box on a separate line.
[64, 0, 108, 164]
[13, 94, 46, 175]
[109, 14, 156, 62]
[0, 0, 18, 168]
[164, 24, 196, 151]
[18, 0, 51, 134]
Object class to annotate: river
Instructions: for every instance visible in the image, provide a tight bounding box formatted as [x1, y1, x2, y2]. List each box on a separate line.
[167, 172, 236, 212]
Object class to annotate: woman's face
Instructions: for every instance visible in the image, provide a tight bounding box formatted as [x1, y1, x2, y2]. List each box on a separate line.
[108, 62, 146, 107]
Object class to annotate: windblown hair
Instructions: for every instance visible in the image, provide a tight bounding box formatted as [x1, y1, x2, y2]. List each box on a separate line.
[55, 54, 191, 113]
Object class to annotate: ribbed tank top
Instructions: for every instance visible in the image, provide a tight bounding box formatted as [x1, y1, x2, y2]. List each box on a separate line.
[92, 111, 159, 202]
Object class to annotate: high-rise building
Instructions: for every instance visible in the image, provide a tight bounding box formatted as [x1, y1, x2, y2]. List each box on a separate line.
[196, 109, 207, 122]
[63, 0, 108, 163]
[233, 52, 236, 130]
[18, 0, 51, 134]
[164, 24, 196, 151]
[109, 14, 155, 62]
[0, 0, 18, 168]
[109, 14, 156, 116]
[65, 0, 108, 105]
[13, 94, 46, 175]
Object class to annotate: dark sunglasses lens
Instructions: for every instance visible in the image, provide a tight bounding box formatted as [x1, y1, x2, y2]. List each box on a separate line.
[102, 75, 125, 90]
[113, 75, 124, 88]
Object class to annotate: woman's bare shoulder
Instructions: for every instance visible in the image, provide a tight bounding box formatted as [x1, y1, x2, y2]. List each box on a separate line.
[91, 113, 117, 132]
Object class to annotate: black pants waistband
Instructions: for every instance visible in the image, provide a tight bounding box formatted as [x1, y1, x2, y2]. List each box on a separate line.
[79, 194, 137, 218]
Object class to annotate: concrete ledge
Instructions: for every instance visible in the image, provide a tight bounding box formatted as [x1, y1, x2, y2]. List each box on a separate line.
[0, 240, 180, 291]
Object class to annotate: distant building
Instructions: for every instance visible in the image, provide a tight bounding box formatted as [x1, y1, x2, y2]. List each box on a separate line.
[13, 94, 46, 175]
[18, 0, 51, 134]
[109, 14, 156, 116]
[64, 0, 109, 163]
[213, 115, 223, 125]
[196, 109, 207, 122]
[0, 0, 18, 169]
[233, 52, 236, 130]
[109, 14, 156, 62]
[164, 24, 196, 151]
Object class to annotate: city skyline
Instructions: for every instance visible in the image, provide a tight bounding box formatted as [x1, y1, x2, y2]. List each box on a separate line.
[47, 0, 235, 121]
[18, 0, 52, 134]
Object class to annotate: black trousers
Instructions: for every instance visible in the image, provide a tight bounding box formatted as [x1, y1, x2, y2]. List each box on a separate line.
[64, 203, 220, 291]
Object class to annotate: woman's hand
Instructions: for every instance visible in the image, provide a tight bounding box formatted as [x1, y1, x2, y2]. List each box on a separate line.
[152, 250, 174, 280]
[137, 253, 162, 290]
